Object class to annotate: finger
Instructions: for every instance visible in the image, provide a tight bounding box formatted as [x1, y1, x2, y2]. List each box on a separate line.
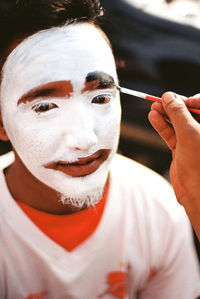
[185, 95, 200, 122]
[186, 94, 200, 108]
[162, 92, 198, 140]
[176, 93, 187, 101]
[148, 110, 176, 150]
[151, 102, 165, 115]
[151, 101, 172, 124]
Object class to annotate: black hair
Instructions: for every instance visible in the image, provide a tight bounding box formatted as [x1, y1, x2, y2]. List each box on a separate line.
[0, 0, 104, 67]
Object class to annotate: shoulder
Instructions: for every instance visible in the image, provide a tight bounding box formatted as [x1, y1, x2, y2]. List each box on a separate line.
[109, 153, 184, 221]
[0, 152, 14, 171]
[110, 153, 165, 178]
[109, 156, 199, 275]
[110, 153, 172, 193]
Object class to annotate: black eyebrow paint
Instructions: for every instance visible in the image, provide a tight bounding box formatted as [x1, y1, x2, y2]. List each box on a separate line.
[85, 71, 115, 89]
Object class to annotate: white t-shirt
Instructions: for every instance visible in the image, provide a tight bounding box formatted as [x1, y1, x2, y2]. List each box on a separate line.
[0, 152, 199, 299]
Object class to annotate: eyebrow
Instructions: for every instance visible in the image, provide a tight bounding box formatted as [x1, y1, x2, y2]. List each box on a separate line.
[17, 81, 73, 105]
[82, 71, 116, 93]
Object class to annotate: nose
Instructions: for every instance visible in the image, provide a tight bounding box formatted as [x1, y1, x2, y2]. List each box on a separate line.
[64, 110, 98, 151]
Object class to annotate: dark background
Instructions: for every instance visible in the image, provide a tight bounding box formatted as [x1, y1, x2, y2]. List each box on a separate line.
[100, 0, 200, 176]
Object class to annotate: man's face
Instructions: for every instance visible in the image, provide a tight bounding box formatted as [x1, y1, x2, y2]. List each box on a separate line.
[0, 23, 121, 207]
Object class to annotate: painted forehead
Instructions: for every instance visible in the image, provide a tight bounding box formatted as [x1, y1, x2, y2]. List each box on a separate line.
[0, 23, 117, 104]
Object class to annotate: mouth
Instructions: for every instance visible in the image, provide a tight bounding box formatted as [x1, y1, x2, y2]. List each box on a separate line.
[44, 149, 111, 177]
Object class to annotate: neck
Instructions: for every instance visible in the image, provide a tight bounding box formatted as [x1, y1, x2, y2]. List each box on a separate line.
[5, 152, 93, 215]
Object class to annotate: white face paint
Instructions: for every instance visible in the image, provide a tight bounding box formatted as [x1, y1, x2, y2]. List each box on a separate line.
[0, 23, 121, 208]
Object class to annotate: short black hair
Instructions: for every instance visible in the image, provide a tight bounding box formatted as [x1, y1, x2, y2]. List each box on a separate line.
[0, 0, 103, 68]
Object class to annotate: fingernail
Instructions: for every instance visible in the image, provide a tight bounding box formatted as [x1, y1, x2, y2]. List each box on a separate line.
[173, 93, 185, 105]
[190, 93, 200, 99]
[163, 92, 175, 103]
[148, 112, 158, 125]
[164, 92, 184, 105]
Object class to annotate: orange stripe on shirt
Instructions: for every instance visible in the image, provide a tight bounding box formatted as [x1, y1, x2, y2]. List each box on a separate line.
[16, 181, 109, 251]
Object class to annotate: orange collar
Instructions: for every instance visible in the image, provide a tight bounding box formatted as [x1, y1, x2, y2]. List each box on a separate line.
[16, 182, 109, 251]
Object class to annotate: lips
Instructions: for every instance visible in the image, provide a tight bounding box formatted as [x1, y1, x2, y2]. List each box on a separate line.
[44, 149, 110, 177]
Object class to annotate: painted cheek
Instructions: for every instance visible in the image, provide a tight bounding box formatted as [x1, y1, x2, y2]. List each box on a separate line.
[2, 110, 23, 147]
[6, 112, 62, 165]
[94, 100, 121, 146]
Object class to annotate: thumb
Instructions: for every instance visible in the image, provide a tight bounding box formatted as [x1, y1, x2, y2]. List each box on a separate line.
[162, 92, 197, 139]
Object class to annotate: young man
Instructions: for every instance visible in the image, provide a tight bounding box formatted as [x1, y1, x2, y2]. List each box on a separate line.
[0, 1, 199, 298]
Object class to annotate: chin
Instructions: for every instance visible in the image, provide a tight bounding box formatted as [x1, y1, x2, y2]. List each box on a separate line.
[25, 150, 114, 209]
[58, 188, 104, 209]
[55, 169, 108, 208]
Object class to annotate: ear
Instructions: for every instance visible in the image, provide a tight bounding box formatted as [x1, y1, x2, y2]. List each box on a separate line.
[0, 113, 9, 141]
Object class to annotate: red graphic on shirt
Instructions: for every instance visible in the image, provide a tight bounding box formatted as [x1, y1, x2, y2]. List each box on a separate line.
[98, 271, 127, 299]
[148, 267, 157, 281]
[24, 291, 47, 299]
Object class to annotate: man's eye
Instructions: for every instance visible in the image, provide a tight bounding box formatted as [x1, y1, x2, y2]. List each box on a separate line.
[32, 102, 58, 113]
[92, 95, 111, 104]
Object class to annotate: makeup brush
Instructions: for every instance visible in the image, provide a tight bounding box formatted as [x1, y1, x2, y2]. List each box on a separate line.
[117, 86, 200, 115]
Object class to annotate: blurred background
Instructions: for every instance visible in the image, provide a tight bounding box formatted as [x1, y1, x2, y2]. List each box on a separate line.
[100, 0, 200, 178]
